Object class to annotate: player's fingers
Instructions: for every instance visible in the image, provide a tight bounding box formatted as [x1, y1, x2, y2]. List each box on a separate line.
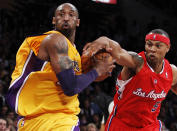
[91, 46, 106, 56]
[83, 42, 92, 51]
[106, 48, 112, 52]
[107, 65, 115, 76]
[91, 49, 100, 56]
[91, 46, 111, 57]
[105, 44, 112, 52]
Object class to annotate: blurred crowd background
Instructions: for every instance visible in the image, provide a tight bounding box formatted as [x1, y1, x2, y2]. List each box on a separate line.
[0, 0, 177, 130]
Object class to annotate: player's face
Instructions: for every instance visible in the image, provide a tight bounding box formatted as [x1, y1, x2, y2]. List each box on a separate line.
[52, 4, 80, 36]
[145, 40, 170, 64]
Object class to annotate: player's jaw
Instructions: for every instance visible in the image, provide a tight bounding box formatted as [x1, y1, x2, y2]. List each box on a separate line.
[145, 49, 166, 68]
[55, 21, 72, 36]
[145, 53, 157, 67]
[62, 22, 70, 29]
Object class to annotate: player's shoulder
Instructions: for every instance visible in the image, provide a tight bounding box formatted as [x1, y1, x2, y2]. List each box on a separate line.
[42, 32, 68, 47]
[170, 64, 177, 68]
[45, 32, 64, 41]
[170, 64, 177, 87]
[170, 64, 177, 73]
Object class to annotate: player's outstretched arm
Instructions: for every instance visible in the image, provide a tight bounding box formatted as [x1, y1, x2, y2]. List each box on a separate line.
[83, 36, 143, 71]
[171, 64, 177, 95]
[38, 34, 115, 96]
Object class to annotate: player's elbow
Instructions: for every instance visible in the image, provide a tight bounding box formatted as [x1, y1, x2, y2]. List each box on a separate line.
[99, 36, 108, 39]
[62, 88, 76, 96]
[62, 86, 79, 96]
[64, 91, 76, 96]
[98, 36, 110, 42]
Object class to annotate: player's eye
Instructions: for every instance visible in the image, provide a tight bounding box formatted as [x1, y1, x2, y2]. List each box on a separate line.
[156, 44, 161, 48]
[59, 12, 64, 17]
[146, 42, 152, 47]
[69, 13, 74, 17]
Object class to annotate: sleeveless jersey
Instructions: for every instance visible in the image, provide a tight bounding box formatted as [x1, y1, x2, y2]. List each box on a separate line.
[112, 51, 173, 128]
[6, 30, 82, 117]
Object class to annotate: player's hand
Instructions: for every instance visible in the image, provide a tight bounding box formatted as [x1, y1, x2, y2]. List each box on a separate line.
[93, 58, 116, 77]
[83, 42, 112, 57]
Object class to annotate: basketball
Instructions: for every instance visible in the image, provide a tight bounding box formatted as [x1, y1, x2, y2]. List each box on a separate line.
[81, 49, 113, 82]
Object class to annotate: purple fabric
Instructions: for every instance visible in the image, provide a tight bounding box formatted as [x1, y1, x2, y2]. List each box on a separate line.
[5, 52, 45, 111]
[57, 68, 98, 96]
[73, 121, 80, 131]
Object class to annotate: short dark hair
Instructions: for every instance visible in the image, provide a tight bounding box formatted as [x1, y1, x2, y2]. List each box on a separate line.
[55, 3, 79, 18]
[148, 29, 169, 38]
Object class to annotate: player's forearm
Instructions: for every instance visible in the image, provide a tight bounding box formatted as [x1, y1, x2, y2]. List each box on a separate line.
[56, 68, 98, 96]
[107, 39, 137, 69]
[87, 36, 137, 68]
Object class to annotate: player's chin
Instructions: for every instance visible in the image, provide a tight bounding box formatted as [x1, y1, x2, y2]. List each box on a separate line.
[62, 26, 70, 30]
[147, 56, 158, 64]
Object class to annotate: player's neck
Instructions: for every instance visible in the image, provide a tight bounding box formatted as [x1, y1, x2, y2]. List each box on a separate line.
[148, 60, 164, 74]
[65, 31, 76, 45]
[69, 33, 75, 45]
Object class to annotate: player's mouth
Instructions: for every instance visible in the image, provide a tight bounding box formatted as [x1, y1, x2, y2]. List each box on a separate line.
[149, 54, 156, 60]
[62, 23, 70, 29]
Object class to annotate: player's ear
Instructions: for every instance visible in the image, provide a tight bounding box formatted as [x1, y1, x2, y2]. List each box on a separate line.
[166, 44, 170, 53]
[52, 17, 56, 25]
[76, 19, 80, 27]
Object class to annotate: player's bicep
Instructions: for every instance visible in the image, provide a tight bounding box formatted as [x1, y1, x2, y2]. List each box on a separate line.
[128, 51, 144, 70]
[110, 42, 143, 70]
[120, 52, 144, 80]
[45, 34, 73, 73]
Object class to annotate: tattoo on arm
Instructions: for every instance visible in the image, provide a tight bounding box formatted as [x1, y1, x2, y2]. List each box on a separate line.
[126, 51, 144, 74]
[128, 51, 143, 67]
[58, 56, 73, 71]
[55, 40, 73, 71]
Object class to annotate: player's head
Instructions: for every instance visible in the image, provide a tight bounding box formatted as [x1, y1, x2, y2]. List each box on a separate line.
[52, 3, 80, 38]
[145, 29, 170, 66]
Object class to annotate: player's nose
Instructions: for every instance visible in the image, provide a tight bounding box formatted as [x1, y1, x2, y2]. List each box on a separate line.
[64, 14, 69, 21]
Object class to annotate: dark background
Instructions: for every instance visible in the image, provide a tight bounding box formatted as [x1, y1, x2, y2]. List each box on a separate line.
[0, 0, 177, 130]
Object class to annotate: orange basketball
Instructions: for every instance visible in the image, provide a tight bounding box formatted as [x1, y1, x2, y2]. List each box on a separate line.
[81, 50, 113, 82]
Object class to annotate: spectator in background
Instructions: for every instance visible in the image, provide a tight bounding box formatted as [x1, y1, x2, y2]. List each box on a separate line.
[0, 118, 8, 131]
[86, 123, 98, 131]
[80, 99, 95, 123]
[0, 106, 8, 118]
[0, 83, 6, 108]
[6, 118, 16, 131]
[92, 114, 101, 129]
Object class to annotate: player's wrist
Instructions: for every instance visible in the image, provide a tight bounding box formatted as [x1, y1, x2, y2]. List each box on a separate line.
[93, 67, 101, 76]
